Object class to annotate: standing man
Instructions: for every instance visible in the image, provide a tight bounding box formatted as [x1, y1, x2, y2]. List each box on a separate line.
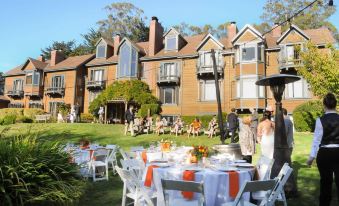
[250, 108, 259, 142]
[74, 102, 81, 123]
[307, 93, 339, 206]
[227, 108, 239, 143]
[124, 105, 135, 136]
[98, 106, 104, 124]
[283, 108, 298, 196]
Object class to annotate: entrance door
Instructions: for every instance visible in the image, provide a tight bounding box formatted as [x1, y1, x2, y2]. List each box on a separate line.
[107, 102, 126, 124]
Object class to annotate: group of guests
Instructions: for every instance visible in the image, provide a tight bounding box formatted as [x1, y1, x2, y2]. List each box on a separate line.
[57, 103, 81, 123]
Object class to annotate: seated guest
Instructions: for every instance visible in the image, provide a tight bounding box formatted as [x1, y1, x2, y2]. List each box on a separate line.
[188, 118, 202, 138]
[137, 117, 145, 134]
[171, 117, 183, 136]
[80, 140, 90, 150]
[239, 116, 256, 163]
[207, 116, 218, 138]
[155, 117, 164, 136]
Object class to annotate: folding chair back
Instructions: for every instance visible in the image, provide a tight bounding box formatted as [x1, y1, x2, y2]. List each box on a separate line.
[161, 179, 205, 206]
[233, 179, 277, 206]
[120, 159, 145, 179]
[106, 145, 118, 174]
[256, 155, 275, 180]
[263, 163, 293, 206]
[115, 166, 154, 206]
[93, 148, 109, 162]
[119, 148, 131, 160]
[130, 146, 145, 152]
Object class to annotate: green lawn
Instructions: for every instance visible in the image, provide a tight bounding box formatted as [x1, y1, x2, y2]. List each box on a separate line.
[0, 123, 337, 206]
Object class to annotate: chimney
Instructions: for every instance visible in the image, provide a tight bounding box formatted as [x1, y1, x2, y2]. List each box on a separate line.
[50, 50, 65, 66]
[37, 54, 45, 62]
[148, 16, 164, 56]
[227, 21, 237, 41]
[272, 23, 281, 37]
[114, 34, 121, 56]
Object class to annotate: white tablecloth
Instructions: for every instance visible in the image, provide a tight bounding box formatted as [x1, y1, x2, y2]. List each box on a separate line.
[144, 166, 254, 206]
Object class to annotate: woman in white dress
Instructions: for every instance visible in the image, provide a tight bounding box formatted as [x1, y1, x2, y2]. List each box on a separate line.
[257, 111, 275, 158]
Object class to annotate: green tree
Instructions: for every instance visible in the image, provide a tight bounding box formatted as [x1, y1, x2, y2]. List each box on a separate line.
[97, 2, 149, 42]
[80, 28, 102, 54]
[172, 21, 232, 38]
[89, 80, 160, 116]
[41, 40, 78, 59]
[298, 42, 339, 97]
[260, 0, 338, 41]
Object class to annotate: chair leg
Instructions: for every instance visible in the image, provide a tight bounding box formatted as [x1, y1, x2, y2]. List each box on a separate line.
[122, 183, 127, 206]
[281, 191, 287, 206]
[92, 166, 96, 182]
[106, 165, 109, 180]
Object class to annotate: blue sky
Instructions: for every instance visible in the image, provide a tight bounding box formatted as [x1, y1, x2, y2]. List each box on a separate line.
[0, 0, 338, 72]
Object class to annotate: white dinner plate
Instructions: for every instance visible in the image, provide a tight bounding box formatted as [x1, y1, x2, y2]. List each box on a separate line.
[235, 163, 254, 168]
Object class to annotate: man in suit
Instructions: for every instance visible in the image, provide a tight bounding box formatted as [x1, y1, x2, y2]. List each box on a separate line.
[307, 93, 339, 206]
[250, 108, 259, 142]
[124, 105, 135, 136]
[74, 103, 81, 123]
[227, 108, 239, 143]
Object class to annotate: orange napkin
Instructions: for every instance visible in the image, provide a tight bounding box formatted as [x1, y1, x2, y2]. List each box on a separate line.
[144, 165, 159, 187]
[227, 171, 239, 198]
[141, 151, 147, 164]
[182, 170, 195, 200]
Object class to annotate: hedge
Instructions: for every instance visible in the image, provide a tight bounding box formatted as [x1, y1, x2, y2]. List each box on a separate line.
[293, 100, 324, 132]
[81, 113, 95, 123]
[181, 113, 227, 128]
[138, 104, 161, 117]
[0, 108, 44, 125]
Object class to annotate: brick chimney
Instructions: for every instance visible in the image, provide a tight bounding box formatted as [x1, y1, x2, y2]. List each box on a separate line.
[113, 34, 121, 56]
[272, 23, 281, 37]
[50, 50, 65, 66]
[148, 16, 164, 56]
[37, 55, 45, 62]
[227, 22, 238, 41]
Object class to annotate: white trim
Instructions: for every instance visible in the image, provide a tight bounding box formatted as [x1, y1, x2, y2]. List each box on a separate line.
[232, 24, 263, 44]
[196, 33, 225, 51]
[277, 24, 310, 44]
[165, 34, 178, 51]
[163, 27, 181, 38]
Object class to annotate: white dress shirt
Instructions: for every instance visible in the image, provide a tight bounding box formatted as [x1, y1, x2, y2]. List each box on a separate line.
[310, 110, 339, 158]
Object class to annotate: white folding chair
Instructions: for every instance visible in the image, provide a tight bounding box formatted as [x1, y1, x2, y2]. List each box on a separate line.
[106, 145, 118, 175]
[115, 166, 156, 206]
[265, 163, 293, 206]
[89, 148, 109, 182]
[256, 155, 275, 180]
[120, 159, 146, 180]
[120, 148, 132, 160]
[252, 156, 275, 200]
[161, 179, 205, 206]
[130, 146, 145, 152]
[222, 179, 278, 206]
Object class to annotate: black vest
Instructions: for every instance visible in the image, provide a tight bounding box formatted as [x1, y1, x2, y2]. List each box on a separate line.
[320, 113, 339, 145]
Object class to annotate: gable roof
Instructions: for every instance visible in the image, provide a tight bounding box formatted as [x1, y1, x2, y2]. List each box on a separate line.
[5, 64, 25, 76]
[95, 37, 115, 47]
[232, 24, 263, 44]
[45, 54, 95, 71]
[22, 58, 48, 71]
[196, 33, 225, 51]
[304, 27, 336, 45]
[163, 27, 181, 37]
[117, 37, 146, 55]
[277, 24, 310, 44]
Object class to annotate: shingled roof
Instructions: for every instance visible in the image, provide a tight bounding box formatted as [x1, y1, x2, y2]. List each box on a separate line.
[45, 54, 95, 71]
[5, 57, 48, 76]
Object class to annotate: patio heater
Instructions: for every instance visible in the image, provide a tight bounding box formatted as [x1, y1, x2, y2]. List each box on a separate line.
[211, 49, 226, 144]
[256, 74, 300, 191]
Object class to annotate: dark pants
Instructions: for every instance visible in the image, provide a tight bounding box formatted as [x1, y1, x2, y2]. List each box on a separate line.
[76, 114, 81, 123]
[316, 147, 339, 206]
[229, 128, 237, 143]
[243, 155, 252, 164]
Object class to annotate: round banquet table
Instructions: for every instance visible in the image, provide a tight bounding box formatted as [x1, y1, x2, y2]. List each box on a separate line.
[143, 164, 255, 206]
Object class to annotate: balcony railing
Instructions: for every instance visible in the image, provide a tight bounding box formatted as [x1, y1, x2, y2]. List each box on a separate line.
[86, 80, 106, 90]
[45, 87, 65, 96]
[157, 74, 180, 84]
[278, 58, 303, 69]
[6, 89, 24, 97]
[24, 85, 43, 97]
[196, 61, 224, 75]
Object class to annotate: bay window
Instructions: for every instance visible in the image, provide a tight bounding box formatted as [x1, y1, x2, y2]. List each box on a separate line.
[237, 43, 264, 63]
[25, 72, 40, 85]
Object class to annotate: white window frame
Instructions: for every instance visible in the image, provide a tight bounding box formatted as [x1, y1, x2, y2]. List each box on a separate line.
[159, 86, 178, 105]
[285, 78, 310, 99]
[118, 41, 139, 78]
[51, 75, 64, 88]
[13, 79, 23, 91]
[96, 41, 107, 58]
[90, 69, 104, 82]
[165, 35, 178, 51]
[199, 80, 221, 102]
[236, 75, 264, 99]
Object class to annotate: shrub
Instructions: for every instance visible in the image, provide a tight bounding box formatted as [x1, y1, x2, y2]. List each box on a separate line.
[293, 100, 324, 132]
[138, 104, 161, 117]
[0, 108, 24, 117]
[0, 135, 85, 205]
[2, 114, 17, 125]
[81, 113, 94, 123]
[58, 103, 71, 116]
[23, 108, 44, 119]
[16, 115, 33, 123]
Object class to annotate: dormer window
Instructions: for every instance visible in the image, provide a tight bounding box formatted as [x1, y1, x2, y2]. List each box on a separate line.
[165, 35, 177, 51]
[237, 43, 264, 63]
[96, 41, 107, 58]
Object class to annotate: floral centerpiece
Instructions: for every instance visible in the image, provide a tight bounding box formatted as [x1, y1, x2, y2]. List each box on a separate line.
[190, 145, 209, 163]
[160, 139, 173, 152]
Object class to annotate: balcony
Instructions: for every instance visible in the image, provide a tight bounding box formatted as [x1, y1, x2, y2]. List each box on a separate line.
[157, 74, 180, 85]
[86, 80, 106, 90]
[278, 58, 303, 70]
[6, 89, 24, 98]
[24, 85, 43, 97]
[196, 61, 224, 76]
[45, 87, 65, 96]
